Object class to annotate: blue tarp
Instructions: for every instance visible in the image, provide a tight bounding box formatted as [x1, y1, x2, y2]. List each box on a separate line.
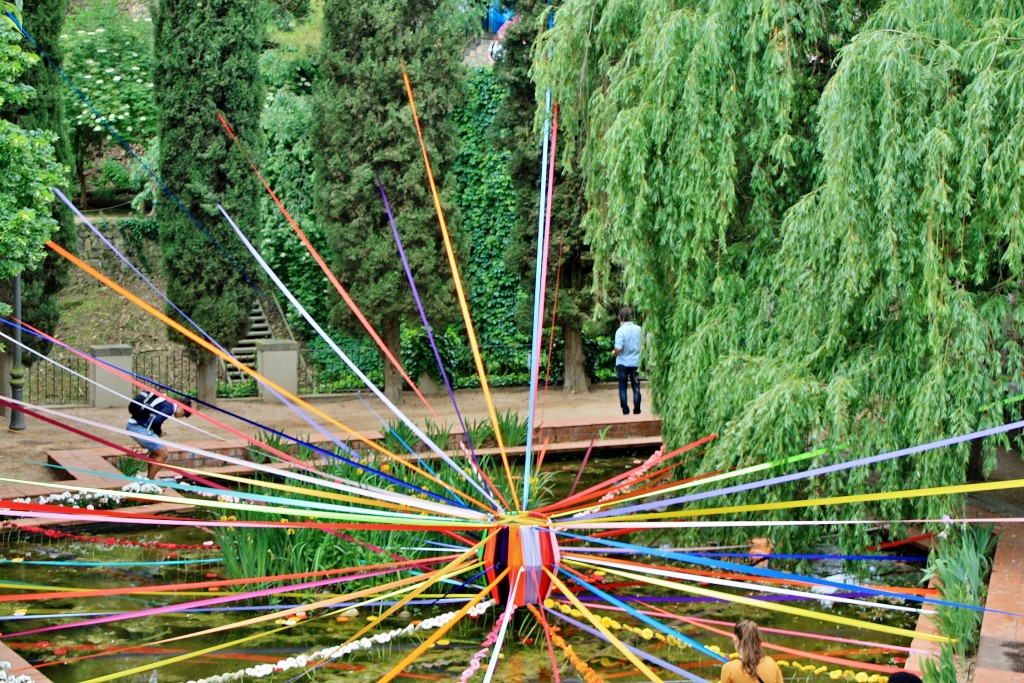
[486, 5, 515, 33]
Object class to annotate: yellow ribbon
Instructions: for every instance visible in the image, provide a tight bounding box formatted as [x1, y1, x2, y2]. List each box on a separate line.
[563, 557, 945, 643]
[545, 567, 665, 683]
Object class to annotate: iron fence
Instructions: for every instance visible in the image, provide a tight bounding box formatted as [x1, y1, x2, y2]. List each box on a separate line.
[134, 350, 198, 395]
[25, 351, 90, 406]
[22, 349, 199, 405]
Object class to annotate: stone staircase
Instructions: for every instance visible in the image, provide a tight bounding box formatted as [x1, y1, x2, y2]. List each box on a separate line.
[226, 301, 272, 383]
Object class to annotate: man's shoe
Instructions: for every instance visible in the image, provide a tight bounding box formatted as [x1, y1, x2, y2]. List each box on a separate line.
[633, 408, 641, 414]
[622, 408, 629, 415]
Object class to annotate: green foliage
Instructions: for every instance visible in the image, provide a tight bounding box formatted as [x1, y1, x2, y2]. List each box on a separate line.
[423, 418, 452, 451]
[217, 377, 258, 399]
[213, 507, 278, 598]
[96, 157, 129, 188]
[257, 85, 329, 335]
[312, 0, 467, 401]
[0, 0, 76, 360]
[382, 418, 418, 454]
[399, 323, 468, 386]
[61, 0, 156, 172]
[0, 19, 62, 283]
[267, 0, 320, 47]
[127, 136, 158, 213]
[538, 0, 1024, 550]
[109, 218, 156, 274]
[583, 333, 616, 383]
[491, 4, 596, 391]
[495, 408, 528, 447]
[306, 335, 383, 391]
[246, 430, 310, 464]
[922, 524, 996, 682]
[452, 69, 526, 349]
[115, 454, 145, 478]
[153, 0, 265, 358]
[463, 416, 495, 450]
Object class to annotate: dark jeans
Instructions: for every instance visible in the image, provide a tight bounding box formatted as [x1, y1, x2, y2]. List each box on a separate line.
[616, 365, 641, 414]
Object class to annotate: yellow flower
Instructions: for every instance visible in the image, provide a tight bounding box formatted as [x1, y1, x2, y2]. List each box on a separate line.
[544, 599, 555, 608]
[855, 673, 868, 683]
[381, 463, 391, 473]
[830, 671, 843, 680]
[777, 661, 790, 667]
[868, 676, 880, 683]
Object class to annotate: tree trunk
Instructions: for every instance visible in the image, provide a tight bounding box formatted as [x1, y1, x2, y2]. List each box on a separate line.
[0, 347, 11, 418]
[382, 314, 403, 405]
[77, 157, 88, 209]
[197, 355, 218, 406]
[562, 324, 590, 394]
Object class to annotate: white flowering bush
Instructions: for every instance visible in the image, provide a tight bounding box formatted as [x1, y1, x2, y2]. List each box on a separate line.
[60, 0, 156, 182]
[14, 482, 163, 510]
[0, 660, 34, 683]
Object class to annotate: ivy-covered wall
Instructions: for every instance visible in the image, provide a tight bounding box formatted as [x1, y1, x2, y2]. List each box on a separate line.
[451, 68, 530, 379]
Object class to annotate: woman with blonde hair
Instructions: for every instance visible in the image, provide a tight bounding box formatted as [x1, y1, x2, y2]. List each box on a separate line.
[720, 620, 783, 683]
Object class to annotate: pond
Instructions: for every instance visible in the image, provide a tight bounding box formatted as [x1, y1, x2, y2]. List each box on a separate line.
[0, 454, 927, 683]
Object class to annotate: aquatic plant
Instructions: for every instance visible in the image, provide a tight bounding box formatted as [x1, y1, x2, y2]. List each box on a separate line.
[921, 523, 996, 683]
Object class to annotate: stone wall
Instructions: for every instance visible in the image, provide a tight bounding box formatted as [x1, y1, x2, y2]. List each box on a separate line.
[74, 218, 162, 277]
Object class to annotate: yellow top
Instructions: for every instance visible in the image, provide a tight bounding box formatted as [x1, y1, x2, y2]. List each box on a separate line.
[720, 657, 784, 683]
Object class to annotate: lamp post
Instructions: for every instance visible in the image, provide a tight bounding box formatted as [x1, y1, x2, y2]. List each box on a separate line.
[9, 274, 26, 431]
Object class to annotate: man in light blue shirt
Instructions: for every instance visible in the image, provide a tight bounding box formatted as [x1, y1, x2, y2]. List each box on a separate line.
[613, 306, 642, 415]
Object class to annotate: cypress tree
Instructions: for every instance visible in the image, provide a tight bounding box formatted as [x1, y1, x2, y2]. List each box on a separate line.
[153, 0, 265, 403]
[313, 0, 466, 404]
[493, 0, 596, 393]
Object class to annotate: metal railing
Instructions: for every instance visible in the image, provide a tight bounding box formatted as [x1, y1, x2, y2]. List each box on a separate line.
[23, 349, 199, 405]
[134, 350, 198, 395]
[25, 351, 90, 406]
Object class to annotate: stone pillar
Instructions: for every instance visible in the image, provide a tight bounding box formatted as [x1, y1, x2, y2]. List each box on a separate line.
[89, 344, 133, 409]
[417, 371, 443, 397]
[256, 340, 299, 403]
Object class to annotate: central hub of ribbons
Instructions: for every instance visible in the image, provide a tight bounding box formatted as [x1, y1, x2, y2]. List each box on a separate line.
[481, 515, 560, 607]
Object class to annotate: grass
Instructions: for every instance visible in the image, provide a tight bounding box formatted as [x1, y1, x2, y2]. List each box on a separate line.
[268, 0, 324, 53]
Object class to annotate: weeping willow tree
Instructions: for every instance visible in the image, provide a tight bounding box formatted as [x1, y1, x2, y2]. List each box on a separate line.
[537, 0, 1024, 549]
